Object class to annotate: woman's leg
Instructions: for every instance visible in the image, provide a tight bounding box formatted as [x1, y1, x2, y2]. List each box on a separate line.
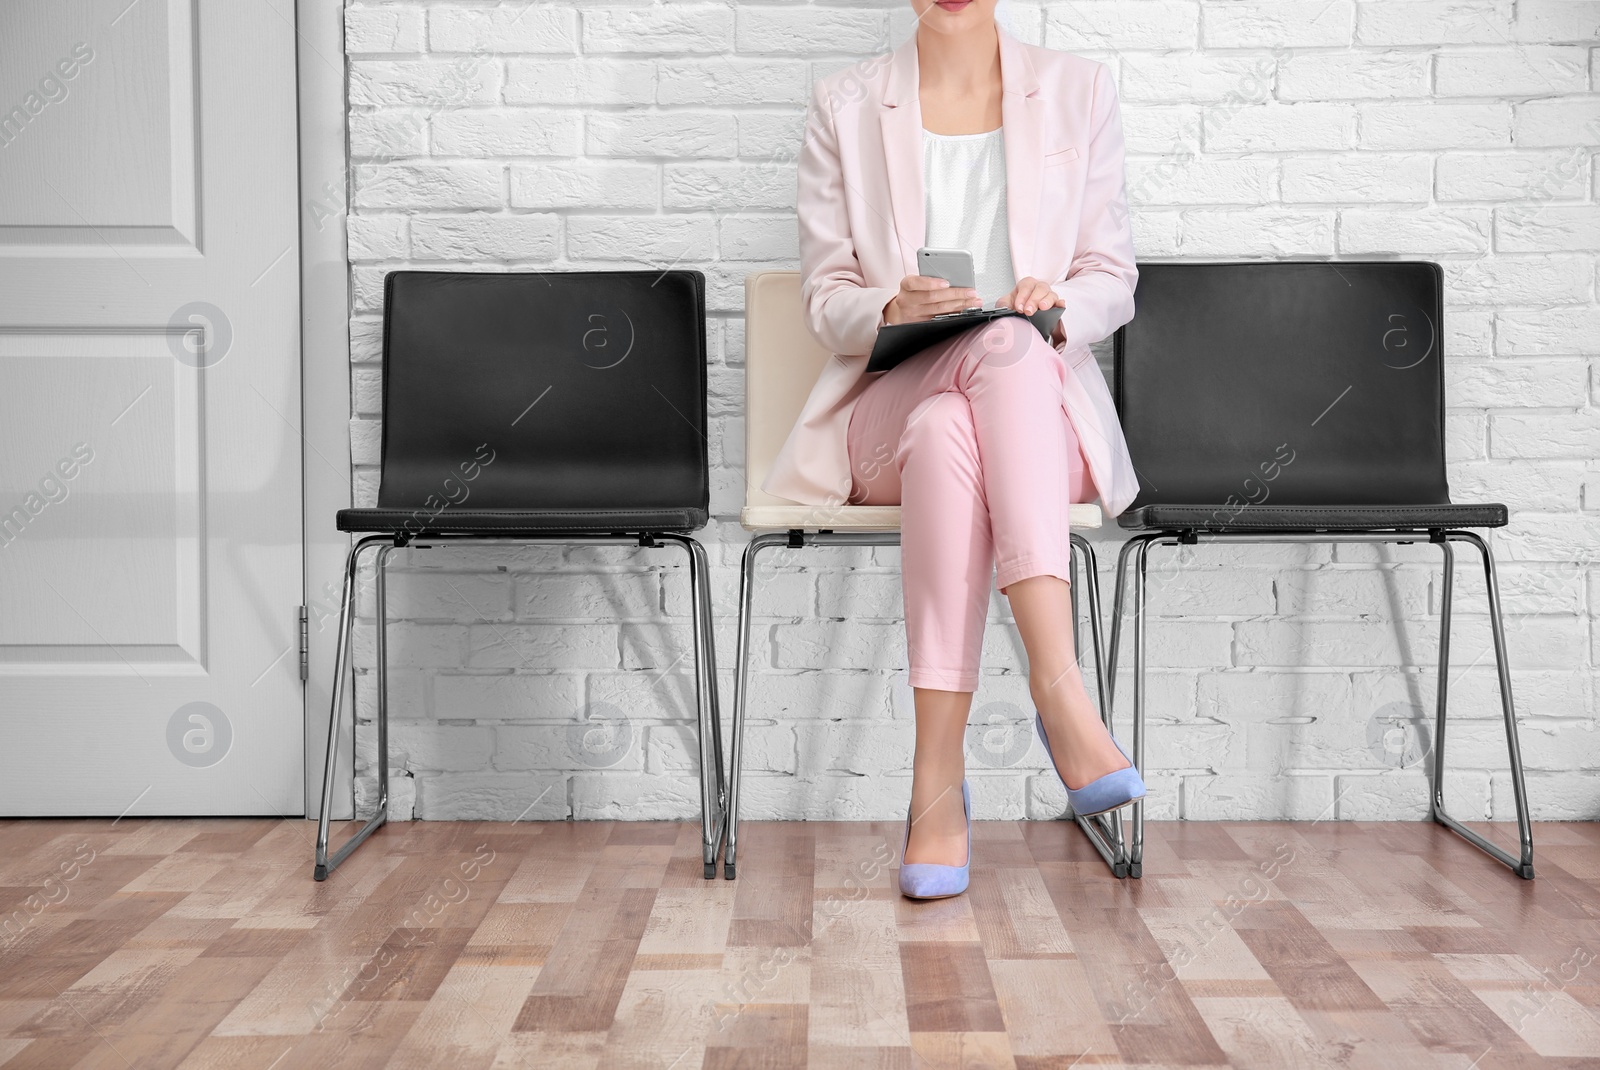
[951, 318, 1130, 787]
[850, 371, 995, 867]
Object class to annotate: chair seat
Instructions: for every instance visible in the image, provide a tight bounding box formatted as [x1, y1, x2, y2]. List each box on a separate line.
[337, 506, 708, 535]
[741, 503, 1103, 532]
[1118, 502, 1507, 532]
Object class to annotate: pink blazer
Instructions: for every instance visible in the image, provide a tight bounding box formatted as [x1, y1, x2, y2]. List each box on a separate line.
[760, 25, 1141, 518]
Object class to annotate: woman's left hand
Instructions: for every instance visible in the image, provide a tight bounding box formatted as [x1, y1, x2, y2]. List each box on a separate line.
[997, 278, 1066, 344]
[995, 278, 1061, 317]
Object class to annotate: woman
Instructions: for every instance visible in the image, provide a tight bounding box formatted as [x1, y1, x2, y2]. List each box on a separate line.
[762, 0, 1145, 898]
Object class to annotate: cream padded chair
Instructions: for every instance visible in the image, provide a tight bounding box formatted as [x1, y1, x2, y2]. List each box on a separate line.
[725, 271, 1129, 879]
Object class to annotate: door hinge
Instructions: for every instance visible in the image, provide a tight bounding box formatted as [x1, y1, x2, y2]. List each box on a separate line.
[298, 605, 309, 682]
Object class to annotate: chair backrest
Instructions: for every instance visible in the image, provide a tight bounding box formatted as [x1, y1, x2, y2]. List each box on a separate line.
[743, 271, 835, 507]
[377, 270, 708, 513]
[1114, 261, 1449, 507]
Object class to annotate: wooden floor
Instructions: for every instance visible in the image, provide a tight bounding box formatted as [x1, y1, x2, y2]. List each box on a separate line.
[0, 818, 1597, 1069]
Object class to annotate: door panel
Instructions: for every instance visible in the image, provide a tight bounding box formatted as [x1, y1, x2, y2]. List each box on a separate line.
[0, 0, 303, 815]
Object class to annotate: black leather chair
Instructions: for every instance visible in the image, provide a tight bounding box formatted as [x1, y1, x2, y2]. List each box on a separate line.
[315, 270, 725, 881]
[1108, 261, 1533, 880]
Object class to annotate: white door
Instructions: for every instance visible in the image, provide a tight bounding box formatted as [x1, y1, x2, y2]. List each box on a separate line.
[0, 1, 304, 815]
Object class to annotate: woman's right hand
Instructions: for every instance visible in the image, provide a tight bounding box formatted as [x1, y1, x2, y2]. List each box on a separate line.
[882, 275, 981, 325]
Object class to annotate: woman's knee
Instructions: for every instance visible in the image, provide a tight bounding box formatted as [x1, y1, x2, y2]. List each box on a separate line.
[899, 390, 979, 469]
[961, 316, 1063, 385]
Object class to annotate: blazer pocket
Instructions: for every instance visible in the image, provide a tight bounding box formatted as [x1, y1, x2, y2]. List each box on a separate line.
[1043, 146, 1080, 166]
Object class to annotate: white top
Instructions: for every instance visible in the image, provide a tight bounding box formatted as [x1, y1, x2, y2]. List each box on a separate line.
[922, 127, 1016, 308]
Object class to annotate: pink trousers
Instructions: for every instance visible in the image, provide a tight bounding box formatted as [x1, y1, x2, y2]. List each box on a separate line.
[846, 316, 1095, 693]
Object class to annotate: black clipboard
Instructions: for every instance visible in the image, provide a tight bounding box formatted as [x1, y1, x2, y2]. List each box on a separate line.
[866, 305, 1065, 374]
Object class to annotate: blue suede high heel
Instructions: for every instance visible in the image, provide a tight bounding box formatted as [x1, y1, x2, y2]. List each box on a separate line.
[1035, 711, 1146, 818]
[898, 778, 971, 900]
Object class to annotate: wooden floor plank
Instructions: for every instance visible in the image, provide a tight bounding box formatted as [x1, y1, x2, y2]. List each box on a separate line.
[0, 818, 1593, 1068]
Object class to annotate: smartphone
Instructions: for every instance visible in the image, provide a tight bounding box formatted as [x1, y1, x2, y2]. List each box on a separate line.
[916, 247, 976, 291]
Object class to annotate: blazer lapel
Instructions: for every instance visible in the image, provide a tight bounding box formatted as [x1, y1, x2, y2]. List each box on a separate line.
[879, 34, 924, 279]
[879, 26, 1045, 285]
[998, 26, 1044, 285]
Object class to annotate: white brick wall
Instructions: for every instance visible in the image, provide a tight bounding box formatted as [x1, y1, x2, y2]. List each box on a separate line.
[340, 0, 1600, 824]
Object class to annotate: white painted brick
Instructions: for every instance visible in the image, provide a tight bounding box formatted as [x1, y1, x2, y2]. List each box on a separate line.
[1339, 207, 1491, 254]
[494, 721, 646, 773]
[509, 162, 658, 210]
[1496, 306, 1600, 354]
[1184, 773, 1337, 820]
[349, 59, 499, 108]
[734, 8, 888, 54]
[1119, 105, 1203, 155]
[352, 621, 467, 669]
[435, 672, 579, 721]
[346, 213, 409, 260]
[429, 5, 578, 53]
[1449, 460, 1585, 513]
[515, 572, 662, 620]
[416, 772, 567, 820]
[1280, 153, 1432, 202]
[1495, 206, 1600, 252]
[349, 111, 429, 160]
[729, 117, 799, 163]
[389, 723, 497, 772]
[1278, 52, 1431, 101]
[650, 721, 792, 776]
[345, 5, 426, 54]
[1513, 98, 1600, 147]
[1179, 208, 1335, 255]
[1205, 1, 1355, 47]
[1437, 150, 1590, 201]
[1274, 566, 1433, 619]
[582, 6, 735, 54]
[504, 58, 654, 105]
[1044, 2, 1201, 50]
[1119, 55, 1278, 104]
[1356, 0, 1512, 46]
[1444, 254, 1594, 305]
[354, 162, 503, 210]
[1336, 771, 1490, 820]
[772, 621, 905, 672]
[351, 365, 383, 416]
[1494, 511, 1600, 559]
[1447, 308, 1495, 358]
[376, 570, 514, 622]
[1495, 771, 1600, 820]
[1127, 157, 1276, 205]
[658, 58, 808, 105]
[410, 214, 560, 261]
[465, 623, 618, 669]
[662, 163, 797, 212]
[1513, 0, 1600, 42]
[792, 721, 915, 778]
[1358, 102, 1512, 149]
[1143, 567, 1277, 616]
[1435, 47, 1590, 97]
[565, 214, 717, 262]
[1447, 359, 1588, 408]
[432, 110, 581, 156]
[586, 112, 738, 157]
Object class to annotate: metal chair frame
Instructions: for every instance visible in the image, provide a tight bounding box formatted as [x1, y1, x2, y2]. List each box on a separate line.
[1107, 527, 1535, 880]
[315, 531, 727, 881]
[721, 529, 1131, 880]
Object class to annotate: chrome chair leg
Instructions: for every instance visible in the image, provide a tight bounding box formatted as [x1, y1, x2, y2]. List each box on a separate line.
[314, 536, 394, 881]
[1069, 533, 1129, 877]
[662, 533, 726, 880]
[1432, 530, 1535, 878]
[724, 532, 786, 879]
